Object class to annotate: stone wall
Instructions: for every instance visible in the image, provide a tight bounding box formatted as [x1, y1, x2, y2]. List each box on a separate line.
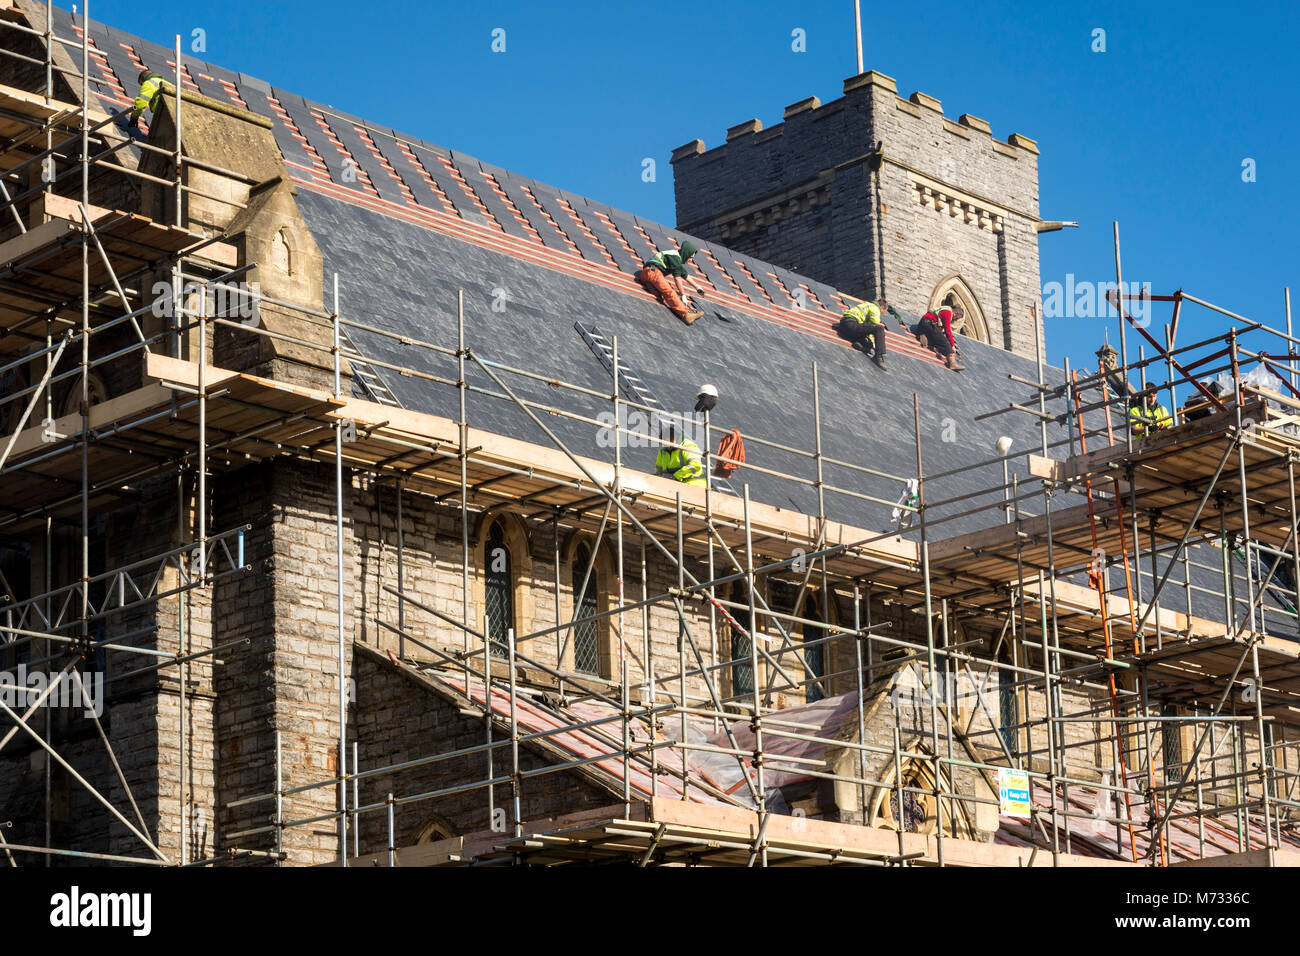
[352, 649, 617, 854]
[0, 473, 216, 864]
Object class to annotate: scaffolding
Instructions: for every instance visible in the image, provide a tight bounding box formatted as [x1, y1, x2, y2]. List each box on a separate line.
[0, 0, 1298, 868]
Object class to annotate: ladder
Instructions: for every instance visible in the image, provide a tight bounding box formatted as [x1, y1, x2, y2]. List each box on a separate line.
[340, 326, 402, 408]
[575, 322, 737, 496]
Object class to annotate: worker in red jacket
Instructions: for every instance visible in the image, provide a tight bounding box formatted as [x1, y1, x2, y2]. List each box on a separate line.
[908, 305, 965, 371]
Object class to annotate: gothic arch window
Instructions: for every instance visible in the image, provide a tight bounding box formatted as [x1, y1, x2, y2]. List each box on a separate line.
[1161, 703, 1184, 785]
[473, 514, 534, 662]
[563, 534, 614, 678]
[884, 764, 934, 834]
[802, 595, 825, 703]
[728, 584, 754, 699]
[484, 520, 512, 658]
[769, 581, 835, 702]
[867, 752, 976, 839]
[572, 543, 598, 674]
[929, 275, 989, 345]
[271, 228, 293, 276]
[997, 645, 1017, 758]
[59, 372, 108, 417]
[414, 815, 456, 845]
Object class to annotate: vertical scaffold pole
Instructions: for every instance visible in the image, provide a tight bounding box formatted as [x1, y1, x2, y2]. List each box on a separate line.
[612, 337, 630, 812]
[458, 290, 470, 657]
[396, 480, 404, 660]
[274, 731, 283, 865]
[853, 580, 869, 817]
[1113, 223, 1132, 452]
[506, 627, 521, 838]
[742, 486, 767, 866]
[352, 740, 360, 858]
[676, 492, 687, 799]
[813, 362, 831, 703]
[333, 273, 347, 864]
[702, 396, 718, 734]
[41, 0, 53, 849]
[78, 12, 90, 794]
[913, 395, 944, 865]
[173, 34, 182, 227]
[198, 287, 207, 577]
[1286, 288, 1295, 391]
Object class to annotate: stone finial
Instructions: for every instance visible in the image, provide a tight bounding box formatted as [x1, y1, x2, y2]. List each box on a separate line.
[783, 96, 820, 119]
[671, 139, 706, 163]
[1096, 343, 1119, 371]
[909, 91, 943, 113]
[725, 118, 762, 142]
[843, 70, 897, 95]
[1008, 133, 1040, 154]
[958, 114, 991, 135]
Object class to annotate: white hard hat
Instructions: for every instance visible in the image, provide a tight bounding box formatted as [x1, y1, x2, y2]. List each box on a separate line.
[698, 384, 718, 398]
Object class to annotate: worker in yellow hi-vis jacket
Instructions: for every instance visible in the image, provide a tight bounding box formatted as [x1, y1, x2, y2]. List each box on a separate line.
[1129, 386, 1172, 436]
[117, 70, 165, 140]
[655, 423, 706, 487]
[834, 298, 889, 371]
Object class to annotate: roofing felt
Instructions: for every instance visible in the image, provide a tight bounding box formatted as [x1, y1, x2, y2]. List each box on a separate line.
[390, 650, 1300, 862]
[997, 777, 1300, 863]
[46, 10, 1280, 630]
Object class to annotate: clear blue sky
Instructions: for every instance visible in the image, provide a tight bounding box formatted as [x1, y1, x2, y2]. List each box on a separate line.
[85, 0, 1295, 372]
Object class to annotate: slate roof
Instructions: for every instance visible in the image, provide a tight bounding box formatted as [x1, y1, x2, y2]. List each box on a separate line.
[53, 11, 1265, 629]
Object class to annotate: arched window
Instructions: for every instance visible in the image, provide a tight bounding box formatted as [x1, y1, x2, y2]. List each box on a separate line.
[1161, 703, 1183, 785]
[886, 765, 932, 834]
[414, 816, 456, 845]
[484, 520, 512, 659]
[928, 275, 989, 345]
[803, 597, 825, 703]
[571, 542, 599, 675]
[997, 648, 1017, 757]
[59, 372, 108, 417]
[866, 750, 979, 840]
[729, 591, 754, 698]
[271, 228, 293, 276]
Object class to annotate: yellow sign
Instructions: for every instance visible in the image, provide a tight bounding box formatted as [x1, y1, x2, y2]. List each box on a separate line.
[998, 768, 1031, 818]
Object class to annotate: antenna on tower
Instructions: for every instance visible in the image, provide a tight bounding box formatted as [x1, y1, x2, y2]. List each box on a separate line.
[854, 1, 864, 74]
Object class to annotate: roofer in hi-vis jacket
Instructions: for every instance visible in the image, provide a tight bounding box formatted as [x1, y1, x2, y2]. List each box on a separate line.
[908, 304, 966, 372]
[655, 422, 707, 487]
[116, 69, 165, 141]
[635, 241, 705, 325]
[835, 297, 890, 371]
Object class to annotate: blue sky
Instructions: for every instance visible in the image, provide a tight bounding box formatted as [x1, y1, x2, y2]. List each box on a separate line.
[85, 0, 1295, 372]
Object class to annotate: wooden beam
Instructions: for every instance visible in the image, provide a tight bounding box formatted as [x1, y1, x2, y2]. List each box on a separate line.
[35, 192, 238, 268]
[0, 218, 79, 270]
[0, 81, 109, 127]
[145, 354, 921, 573]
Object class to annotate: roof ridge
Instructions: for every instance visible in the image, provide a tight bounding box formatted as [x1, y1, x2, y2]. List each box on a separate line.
[59, 8, 933, 358]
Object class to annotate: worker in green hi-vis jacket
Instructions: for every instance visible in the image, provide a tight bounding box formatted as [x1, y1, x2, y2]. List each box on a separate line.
[655, 423, 706, 487]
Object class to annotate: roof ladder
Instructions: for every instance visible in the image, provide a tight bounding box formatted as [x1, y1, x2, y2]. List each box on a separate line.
[340, 326, 402, 408]
[575, 322, 737, 496]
